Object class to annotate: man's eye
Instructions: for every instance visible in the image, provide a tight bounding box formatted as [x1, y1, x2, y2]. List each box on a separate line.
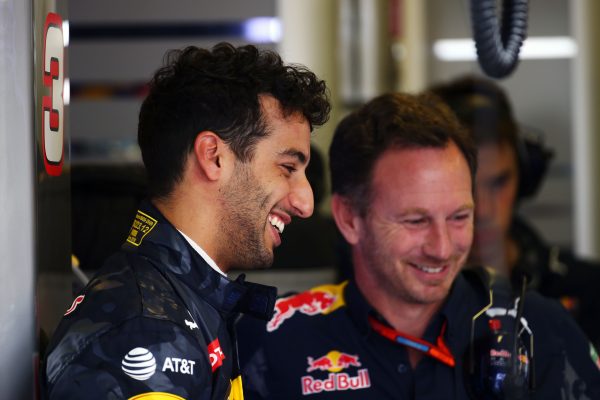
[405, 218, 426, 225]
[491, 173, 510, 190]
[452, 213, 471, 222]
[282, 165, 296, 173]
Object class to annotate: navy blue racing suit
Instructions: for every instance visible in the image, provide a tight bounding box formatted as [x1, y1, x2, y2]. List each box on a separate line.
[43, 201, 276, 400]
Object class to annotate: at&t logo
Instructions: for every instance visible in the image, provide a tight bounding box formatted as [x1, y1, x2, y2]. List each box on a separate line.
[121, 347, 157, 381]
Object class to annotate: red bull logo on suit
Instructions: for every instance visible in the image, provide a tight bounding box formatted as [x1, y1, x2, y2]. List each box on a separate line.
[267, 282, 348, 332]
[302, 350, 371, 396]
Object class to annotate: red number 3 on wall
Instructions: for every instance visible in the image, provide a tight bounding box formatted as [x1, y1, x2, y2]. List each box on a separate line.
[42, 13, 64, 176]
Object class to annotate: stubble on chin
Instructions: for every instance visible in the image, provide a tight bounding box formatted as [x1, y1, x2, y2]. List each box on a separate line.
[218, 164, 274, 270]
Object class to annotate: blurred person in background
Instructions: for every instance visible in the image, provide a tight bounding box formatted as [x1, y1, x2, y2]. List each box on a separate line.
[430, 74, 600, 347]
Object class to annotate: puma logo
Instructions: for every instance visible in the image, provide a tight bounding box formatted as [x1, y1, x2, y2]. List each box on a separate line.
[185, 319, 198, 330]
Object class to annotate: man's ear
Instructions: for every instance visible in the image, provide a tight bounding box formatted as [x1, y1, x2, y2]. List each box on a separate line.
[192, 131, 227, 181]
[331, 194, 362, 245]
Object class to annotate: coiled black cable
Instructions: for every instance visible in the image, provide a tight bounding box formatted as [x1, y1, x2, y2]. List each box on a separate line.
[470, 0, 529, 79]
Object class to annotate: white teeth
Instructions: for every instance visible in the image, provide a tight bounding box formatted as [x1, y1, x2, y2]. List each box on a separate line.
[268, 215, 285, 234]
[414, 264, 443, 273]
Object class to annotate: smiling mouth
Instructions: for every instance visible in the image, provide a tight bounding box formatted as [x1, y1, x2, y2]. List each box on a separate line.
[268, 214, 285, 234]
[411, 263, 445, 274]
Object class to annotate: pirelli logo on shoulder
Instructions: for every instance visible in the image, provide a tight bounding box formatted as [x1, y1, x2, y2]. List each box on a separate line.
[127, 210, 158, 246]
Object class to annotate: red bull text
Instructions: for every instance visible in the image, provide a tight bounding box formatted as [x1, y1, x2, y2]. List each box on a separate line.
[302, 351, 370, 395]
[302, 369, 371, 395]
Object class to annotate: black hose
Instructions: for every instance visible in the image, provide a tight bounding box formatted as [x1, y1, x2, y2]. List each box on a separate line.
[470, 0, 529, 79]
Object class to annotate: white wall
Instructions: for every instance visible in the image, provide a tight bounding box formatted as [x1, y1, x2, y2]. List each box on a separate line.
[0, 0, 36, 397]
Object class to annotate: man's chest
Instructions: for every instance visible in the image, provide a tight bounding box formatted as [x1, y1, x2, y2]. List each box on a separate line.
[265, 328, 466, 399]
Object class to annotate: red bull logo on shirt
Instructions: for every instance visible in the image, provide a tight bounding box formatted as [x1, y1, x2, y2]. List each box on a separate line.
[302, 350, 371, 396]
[307, 350, 361, 373]
[267, 282, 348, 332]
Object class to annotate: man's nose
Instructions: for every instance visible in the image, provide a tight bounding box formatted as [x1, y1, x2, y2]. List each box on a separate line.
[289, 174, 314, 218]
[424, 223, 453, 261]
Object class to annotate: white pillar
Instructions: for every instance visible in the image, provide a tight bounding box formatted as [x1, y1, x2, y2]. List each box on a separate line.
[356, 0, 392, 100]
[571, 0, 600, 260]
[276, 0, 339, 214]
[276, 0, 339, 153]
[0, 0, 36, 397]
[397, 0, 428, 93]
[338, 0, 394, 104]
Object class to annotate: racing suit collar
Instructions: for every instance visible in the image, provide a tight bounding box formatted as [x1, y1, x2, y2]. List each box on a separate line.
[126, 200, 276, 321]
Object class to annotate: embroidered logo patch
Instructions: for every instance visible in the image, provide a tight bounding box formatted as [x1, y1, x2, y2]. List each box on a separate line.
[64, 295, 85, 316]
[185, 319, 198, 330]
[122, 347, 157, 381]
[306, 350, 362, 373]
[267, 282, 348, 332]
[185, 311, 198, 330]
[162, 357, 196, 375]
[301, 350, 370, 396]
[127, 210, 158, 246]
[208, 338, 226, 372]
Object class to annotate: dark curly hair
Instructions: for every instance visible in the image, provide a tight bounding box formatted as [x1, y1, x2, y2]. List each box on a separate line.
[329, 92, 477, 215]
[138, 42, 331, 199]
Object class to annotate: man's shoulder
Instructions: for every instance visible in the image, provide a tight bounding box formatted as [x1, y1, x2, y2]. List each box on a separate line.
[460, 266, 591, 353]
[45, 312, 212, 399]
[459, 266, 570, 318]
[78, 250, 187, 322]
[522, 287, 578, 328]
[44, 252, 196, 386]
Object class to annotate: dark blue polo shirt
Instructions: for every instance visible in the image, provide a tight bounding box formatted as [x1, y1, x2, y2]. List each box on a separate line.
[237, 270, 600, 399]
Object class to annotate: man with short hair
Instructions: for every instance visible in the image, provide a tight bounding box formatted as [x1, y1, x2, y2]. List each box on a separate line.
[42, 42, 330, 399]
[238, 92, 600, 399]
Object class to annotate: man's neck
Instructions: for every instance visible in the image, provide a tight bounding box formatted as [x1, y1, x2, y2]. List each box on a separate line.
[378, 297, 440, 339]
[357, 275, 443, 369]
[355, 272, 442, 339]
[152, 195, 225, 272]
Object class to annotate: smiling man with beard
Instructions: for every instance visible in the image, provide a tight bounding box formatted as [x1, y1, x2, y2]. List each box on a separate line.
[42, 43, 330, 400]
[237, 92, 600, 399]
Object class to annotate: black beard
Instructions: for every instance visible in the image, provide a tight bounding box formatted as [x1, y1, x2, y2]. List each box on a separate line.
[218, 162, 273, 270]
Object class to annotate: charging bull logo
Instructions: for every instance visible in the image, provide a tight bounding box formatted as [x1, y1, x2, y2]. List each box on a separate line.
[267, 282, 347, 332]
[307, 351, 361, 373]
[302, 350, 370, 396]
